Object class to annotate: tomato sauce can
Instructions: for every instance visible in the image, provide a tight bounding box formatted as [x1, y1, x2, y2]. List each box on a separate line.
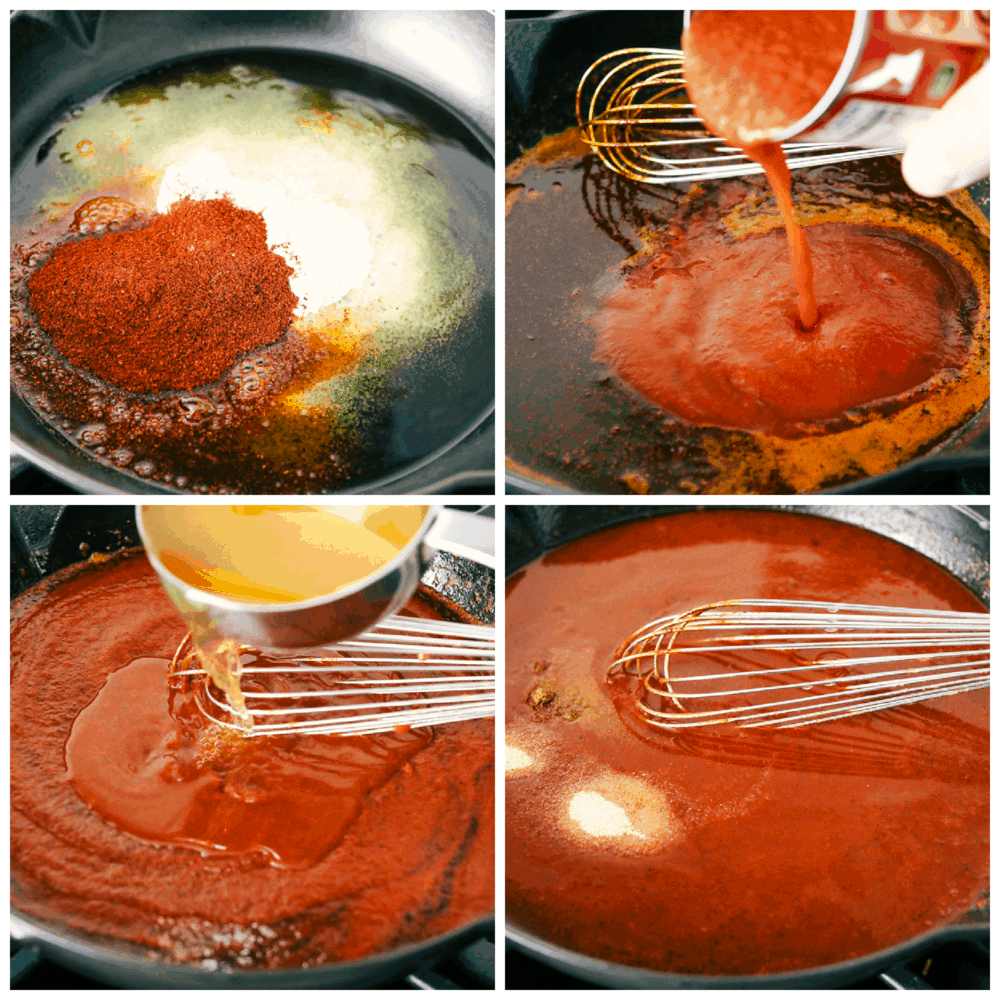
[684, 10, 990, 148]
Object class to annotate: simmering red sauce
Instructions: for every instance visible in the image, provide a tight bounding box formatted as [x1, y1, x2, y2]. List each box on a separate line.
[12, 551, 493, 968]
[586, 11, 977, 434]
[506, 511, 988, 976]
[65, 657, 433, 868]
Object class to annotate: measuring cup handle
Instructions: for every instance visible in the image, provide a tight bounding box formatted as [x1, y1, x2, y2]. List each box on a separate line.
[424, 509, 496, 569]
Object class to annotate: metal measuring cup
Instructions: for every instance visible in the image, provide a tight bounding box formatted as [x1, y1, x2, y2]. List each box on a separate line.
[135, 504, 494, 652]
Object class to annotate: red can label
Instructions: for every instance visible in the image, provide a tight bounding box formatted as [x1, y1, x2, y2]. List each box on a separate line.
[805, 11, 989, 147]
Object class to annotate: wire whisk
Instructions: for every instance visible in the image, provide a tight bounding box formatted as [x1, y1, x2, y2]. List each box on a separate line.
[171, 615, 495, 737]
[577, 48, 905, 185]
[609, 600, 989, 728]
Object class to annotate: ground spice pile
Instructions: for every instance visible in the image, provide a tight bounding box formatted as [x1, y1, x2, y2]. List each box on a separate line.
[28, 197, 297, 393]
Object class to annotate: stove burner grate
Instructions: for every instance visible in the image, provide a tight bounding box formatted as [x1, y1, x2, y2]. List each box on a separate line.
[11, 937, 496, 990]
[504, 936, 989, 990]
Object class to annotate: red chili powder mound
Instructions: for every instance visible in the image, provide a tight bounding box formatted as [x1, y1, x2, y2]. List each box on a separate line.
[28, 197, 298, 394]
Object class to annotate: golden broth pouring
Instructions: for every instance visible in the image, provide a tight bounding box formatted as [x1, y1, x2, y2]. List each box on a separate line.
[141, 505, 429, 603]
[140, 504, 429, 726]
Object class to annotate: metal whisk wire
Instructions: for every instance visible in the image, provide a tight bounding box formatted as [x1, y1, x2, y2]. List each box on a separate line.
[171, 615, 495, 737]
[576, 48, 905, 184]
[609, 600, 989, 729]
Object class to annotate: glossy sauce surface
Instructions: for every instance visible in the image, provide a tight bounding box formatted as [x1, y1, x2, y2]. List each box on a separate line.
[12, 551, 494, 968]
[65, 656, 432, 867]
[506, 512, 988, 975]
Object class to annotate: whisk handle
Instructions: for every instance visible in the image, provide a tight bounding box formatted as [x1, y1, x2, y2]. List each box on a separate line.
[424, 509, 496, 569]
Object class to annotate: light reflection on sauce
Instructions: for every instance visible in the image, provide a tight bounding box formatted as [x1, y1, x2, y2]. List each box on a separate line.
[562, 774, 681, 851]
[504, 743, 535, 774]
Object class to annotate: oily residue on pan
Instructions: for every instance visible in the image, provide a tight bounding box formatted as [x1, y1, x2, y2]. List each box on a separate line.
[505, 129, 989, 494]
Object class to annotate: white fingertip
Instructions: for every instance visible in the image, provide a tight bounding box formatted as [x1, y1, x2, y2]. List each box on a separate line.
[901, 60, 990, 197]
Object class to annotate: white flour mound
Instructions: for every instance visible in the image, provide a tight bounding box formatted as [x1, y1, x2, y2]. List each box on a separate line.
[562, 773, 683, 851]
[504, 743, 536, 774]
[156, 148, 374, 316]
[568, 790, 648, 840]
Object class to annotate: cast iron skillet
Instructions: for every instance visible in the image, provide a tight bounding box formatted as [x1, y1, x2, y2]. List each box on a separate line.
[10, 504, 495, 988]
[10, 10, 495, 495]
[505, 503, 989, 989]
[505, 11, 989, 495]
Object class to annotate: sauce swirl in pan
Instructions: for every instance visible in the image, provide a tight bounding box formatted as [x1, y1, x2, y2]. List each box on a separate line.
[11, 550, 494, 969]
[506, 511, 988, 975]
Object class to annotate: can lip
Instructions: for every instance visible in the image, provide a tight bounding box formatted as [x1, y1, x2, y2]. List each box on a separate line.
[683, 10, 874, 145]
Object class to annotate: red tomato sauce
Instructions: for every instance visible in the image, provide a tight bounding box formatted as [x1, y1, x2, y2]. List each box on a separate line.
[682, 11, 855, 144]
[506, 511, 988, 976]
[587, 11, 976, 435]
[682, 12, 855, 331]
[12, 550, 493, 969]
[590, 221, 973, 436]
